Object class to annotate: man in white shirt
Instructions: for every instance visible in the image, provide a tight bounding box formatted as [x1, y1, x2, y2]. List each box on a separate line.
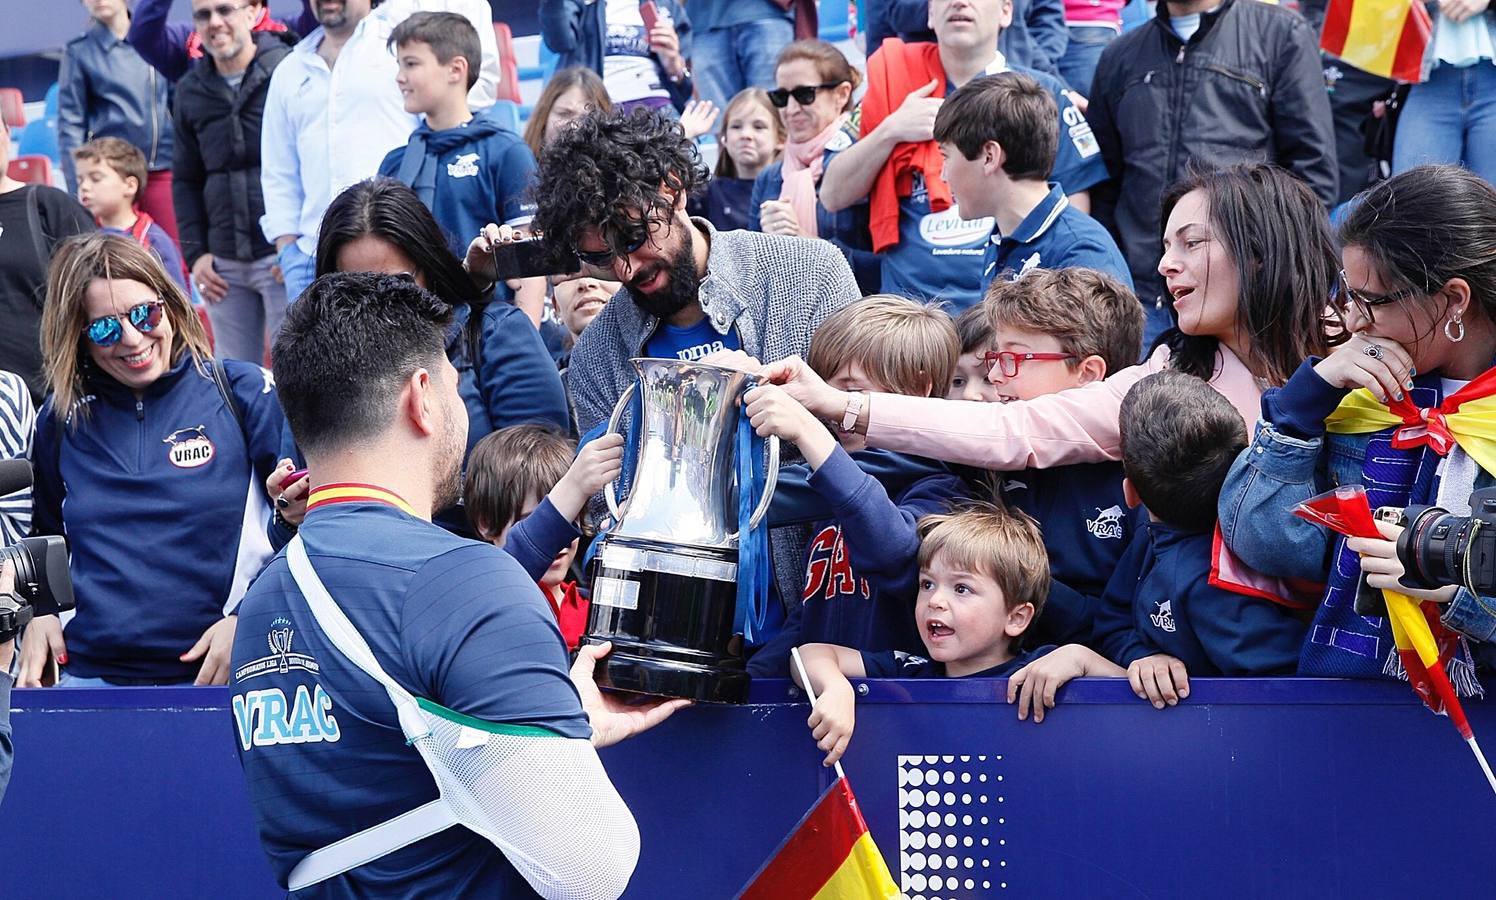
[259, 0, 500, 301]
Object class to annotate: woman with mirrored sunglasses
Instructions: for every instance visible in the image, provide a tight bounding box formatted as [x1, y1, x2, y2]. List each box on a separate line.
[748, 40, 881, 294]
[18, 233, 287, 689]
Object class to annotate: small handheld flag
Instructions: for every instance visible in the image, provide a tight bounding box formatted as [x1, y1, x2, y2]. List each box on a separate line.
[734, 650, 899, 899]
[1295, 486, 1496, 797]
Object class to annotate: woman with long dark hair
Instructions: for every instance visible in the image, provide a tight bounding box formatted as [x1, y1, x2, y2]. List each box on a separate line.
[268, 179, 568, 535]
[1222, 165, 1496, 688]
[314, 178, 569, 452]
[765, 162, 1339, 470]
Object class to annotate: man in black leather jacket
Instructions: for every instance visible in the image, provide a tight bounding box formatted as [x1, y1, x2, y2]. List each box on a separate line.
[1087, 0, 1337, 341]
[59, 0, 177, 237]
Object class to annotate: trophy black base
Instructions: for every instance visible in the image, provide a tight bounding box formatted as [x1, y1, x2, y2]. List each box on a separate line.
[583, 638, 751, 704]
[586, 536, 749, 704]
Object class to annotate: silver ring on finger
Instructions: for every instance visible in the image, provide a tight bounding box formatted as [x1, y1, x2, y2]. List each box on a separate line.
[1363, 343, 1385, 360]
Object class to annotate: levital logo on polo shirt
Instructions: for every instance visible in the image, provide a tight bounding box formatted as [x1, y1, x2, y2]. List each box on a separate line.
[919, 207, 994, 251]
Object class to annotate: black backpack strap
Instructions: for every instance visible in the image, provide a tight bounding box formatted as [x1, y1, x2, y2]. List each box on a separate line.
[25, 188, 49, 311]
[208, 357, 247, 439]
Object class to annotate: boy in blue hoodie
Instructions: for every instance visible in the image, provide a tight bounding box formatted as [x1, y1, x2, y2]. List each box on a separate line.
[984, 268, 1143, 647]
[744, 296, 974, 677]
[378, 12, 544, 319]
[1018, 372, 1307, 716]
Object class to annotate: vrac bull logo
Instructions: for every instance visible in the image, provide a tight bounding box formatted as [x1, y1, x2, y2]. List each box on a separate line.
[163, 425, 216, 469]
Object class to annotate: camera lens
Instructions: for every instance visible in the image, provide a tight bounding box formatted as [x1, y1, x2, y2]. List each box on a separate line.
[0, 539, 38, 603]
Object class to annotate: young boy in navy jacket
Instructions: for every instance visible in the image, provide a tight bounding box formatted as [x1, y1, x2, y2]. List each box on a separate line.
[744, 296, 974, 677]
[794, 506, 1122, 764]
[931, 72, 1131, 296]
[464, 425, 626, 653]
[1074, 373, 1306, 709]
[378, 12, 545, 321]
[984, 268, 1143, 647]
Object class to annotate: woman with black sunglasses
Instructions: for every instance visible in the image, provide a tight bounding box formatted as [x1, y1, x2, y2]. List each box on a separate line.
[18, 232, 285, 688]
[1222, 164, 1496, 688]
[749, 40, 880, 294]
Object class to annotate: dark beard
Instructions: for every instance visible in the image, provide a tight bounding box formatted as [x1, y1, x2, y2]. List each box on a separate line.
[626, 234, 700, 320]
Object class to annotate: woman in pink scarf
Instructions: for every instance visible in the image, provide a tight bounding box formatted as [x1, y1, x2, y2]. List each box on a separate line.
[748, 40, 881, 294]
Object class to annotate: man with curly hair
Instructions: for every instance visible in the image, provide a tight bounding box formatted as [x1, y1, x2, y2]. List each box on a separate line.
[530, 105, 861, 633]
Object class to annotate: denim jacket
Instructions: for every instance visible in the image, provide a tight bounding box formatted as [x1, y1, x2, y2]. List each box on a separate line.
[1219, 360, 1496, 647]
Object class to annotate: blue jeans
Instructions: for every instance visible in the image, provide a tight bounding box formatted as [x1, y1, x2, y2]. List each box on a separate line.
[1058, 25, 1117, 97]
[277, 241, 318, 306]
[1393, 61, 1496, 184]
[692, 18, 794, 111]
[57, 672, 115, 687]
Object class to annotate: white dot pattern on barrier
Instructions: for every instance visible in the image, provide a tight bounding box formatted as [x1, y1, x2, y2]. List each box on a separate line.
[898, 755, 1006, 897]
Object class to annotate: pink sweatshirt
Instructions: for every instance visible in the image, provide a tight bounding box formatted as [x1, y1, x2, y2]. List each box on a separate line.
[1064, 0, 1125, 27]
[865, 344, 1264, 470]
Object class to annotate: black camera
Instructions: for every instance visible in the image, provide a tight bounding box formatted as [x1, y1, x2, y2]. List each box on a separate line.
[1392, 486, 1496, 596]
[0, 460, 76, 642]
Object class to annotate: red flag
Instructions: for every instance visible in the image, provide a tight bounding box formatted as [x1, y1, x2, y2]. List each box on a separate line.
[1321, 0, 1433, 82]
[737, 776, 898, 900]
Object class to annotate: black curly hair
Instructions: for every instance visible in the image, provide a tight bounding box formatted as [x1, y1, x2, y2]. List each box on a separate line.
[531, 106, 710, 261]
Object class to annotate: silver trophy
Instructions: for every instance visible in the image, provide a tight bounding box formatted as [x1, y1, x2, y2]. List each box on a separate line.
[584, 358, 779, 703]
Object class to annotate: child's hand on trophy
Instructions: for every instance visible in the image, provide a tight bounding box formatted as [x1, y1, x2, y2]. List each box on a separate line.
[744, 383, 836, 468]
[549, 433, 626, 523]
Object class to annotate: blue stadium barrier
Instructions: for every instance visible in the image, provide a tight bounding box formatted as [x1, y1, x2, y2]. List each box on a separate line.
[8, 677, 1496, 898]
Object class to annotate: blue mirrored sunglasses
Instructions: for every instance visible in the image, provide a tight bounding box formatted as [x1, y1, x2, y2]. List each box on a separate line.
[84, 301, 165, 347]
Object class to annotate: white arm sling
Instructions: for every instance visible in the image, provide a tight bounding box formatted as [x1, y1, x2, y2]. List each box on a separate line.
[283, 536, 640, 899]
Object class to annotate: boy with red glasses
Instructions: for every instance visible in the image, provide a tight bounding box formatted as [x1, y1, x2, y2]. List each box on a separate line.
[982, 267, 1143, 648]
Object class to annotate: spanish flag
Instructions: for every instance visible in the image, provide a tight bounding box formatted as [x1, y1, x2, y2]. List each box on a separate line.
[1320, 0, 1433, 82]
[737, 776, 899, 900]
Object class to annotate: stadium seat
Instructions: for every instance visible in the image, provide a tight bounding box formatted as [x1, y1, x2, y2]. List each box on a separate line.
[491, 99, 521, 134]
[16, 118, 58, 162]
[44, 82, 60, 120]
[492, 22, 522, 105]
[7, 154, 52, 185]
[819, 0, 851, 42]
[0, 87, 25, 129]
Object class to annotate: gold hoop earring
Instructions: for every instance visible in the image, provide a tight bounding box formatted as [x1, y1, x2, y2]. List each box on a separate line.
[1446, 316, 1466, 343]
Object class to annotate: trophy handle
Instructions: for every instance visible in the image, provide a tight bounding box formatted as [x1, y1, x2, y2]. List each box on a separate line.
[743, 434, 779, 535]
[602, 382, 638, 523]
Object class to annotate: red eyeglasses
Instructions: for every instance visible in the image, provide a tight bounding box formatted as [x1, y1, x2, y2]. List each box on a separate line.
[981, 350, 1077, 378]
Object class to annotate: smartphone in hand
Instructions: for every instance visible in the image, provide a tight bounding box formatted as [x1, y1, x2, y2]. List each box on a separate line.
[491, 239, 582, 281]
[639, 0, 660, 32]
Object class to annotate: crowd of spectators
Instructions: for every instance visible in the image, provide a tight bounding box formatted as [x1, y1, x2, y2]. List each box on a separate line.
[3, 0, 1496, 727]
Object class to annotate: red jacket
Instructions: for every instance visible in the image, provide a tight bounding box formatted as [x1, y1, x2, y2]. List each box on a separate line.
[861, 39, 952, 253]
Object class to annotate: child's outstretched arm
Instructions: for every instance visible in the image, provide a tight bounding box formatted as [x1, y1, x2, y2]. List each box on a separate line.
[791, 643, 867, 767]
[1007, 645, 1125, 723]
[743, 384, 838, 470]
[502, 433, 625, 580]
[548, 432, 626, 523]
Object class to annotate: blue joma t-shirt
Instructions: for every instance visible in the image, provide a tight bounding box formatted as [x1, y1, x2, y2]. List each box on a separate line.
[644, 317, 740, 362]
[881, 59, 1106, 311]
[229, 501, 588, 896]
